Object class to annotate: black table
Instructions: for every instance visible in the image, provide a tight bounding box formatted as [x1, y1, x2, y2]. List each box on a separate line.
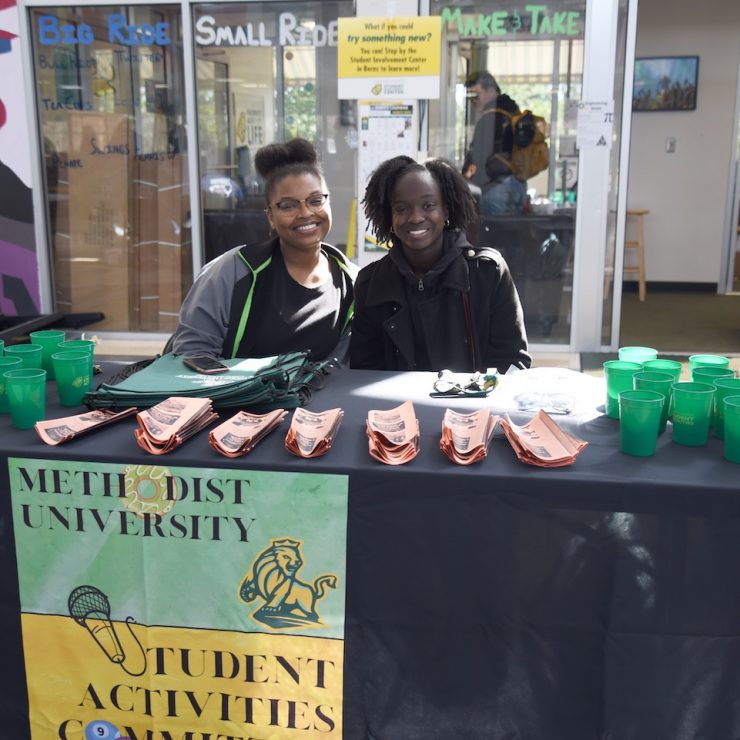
[1, 366, 739, 739]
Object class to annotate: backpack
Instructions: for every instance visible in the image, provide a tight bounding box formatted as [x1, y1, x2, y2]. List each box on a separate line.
[492, 108, 550, 182]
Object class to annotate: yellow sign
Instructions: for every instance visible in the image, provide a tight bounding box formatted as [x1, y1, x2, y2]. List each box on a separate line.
[337, 16, 441, 99]
[24, 613, 344, 739]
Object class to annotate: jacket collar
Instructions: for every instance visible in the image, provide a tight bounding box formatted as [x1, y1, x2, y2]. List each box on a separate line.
[364, 230, 472, 307]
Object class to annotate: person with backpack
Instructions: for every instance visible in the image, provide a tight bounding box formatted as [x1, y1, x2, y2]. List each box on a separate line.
[462, 71, 529, 216]
[349, 154, 531, 373]
[170, 138, 356, 363]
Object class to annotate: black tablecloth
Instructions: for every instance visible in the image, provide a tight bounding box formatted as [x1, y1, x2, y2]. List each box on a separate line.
[1, 365, 740, 739]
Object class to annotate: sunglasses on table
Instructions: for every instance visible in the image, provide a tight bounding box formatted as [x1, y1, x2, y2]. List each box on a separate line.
[431, 370, 498, 398]
[268, 193, 329, 214]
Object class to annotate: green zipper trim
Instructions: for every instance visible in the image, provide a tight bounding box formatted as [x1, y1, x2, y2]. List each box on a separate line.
[342, 299, 355, 334]
[329, 253, 356, 333]
[230, 252, 272, 359]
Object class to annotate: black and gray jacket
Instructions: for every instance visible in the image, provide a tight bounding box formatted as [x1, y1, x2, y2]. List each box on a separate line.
[171, 238, 356, 360]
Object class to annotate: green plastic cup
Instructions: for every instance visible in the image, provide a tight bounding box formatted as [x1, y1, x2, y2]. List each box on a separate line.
[633, 371, 674, 434]
[691, 365, 735, 384]
[618, 390, 664, 456]
[713, 378, 740, 440]
[5, 343, 43, 369]
[30, 329, 66, 379]
[691, 367, 735, 428]
[604, 360, 642, 418]
[671, 381, 715, 446]
[4, 368, 47, 429]
[688, 354, 730, 373]
[642, 358, 683, 383]
[52, 351, 93, 407]
[618, 346, 658, 365]
[723, 396, 740, 464]
[58, 339, 95, 374]
[0, 356, 23, 413]
[58, 339, 95, 355]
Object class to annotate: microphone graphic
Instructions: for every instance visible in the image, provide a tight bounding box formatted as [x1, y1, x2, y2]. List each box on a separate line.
[68, 585, 146, 676]
[69, 585, 124, 662]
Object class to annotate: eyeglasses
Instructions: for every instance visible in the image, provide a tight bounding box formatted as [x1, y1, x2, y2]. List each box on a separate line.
[268, 193, 329, 214]
[431, 370, 498, 397]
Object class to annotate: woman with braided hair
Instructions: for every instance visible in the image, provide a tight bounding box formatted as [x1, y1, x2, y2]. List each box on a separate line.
[349, 155, 530, 372]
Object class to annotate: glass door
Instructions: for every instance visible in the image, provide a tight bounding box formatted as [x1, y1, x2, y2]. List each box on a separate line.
[193, 1, 356, 266]
[428, 2, 586, 346]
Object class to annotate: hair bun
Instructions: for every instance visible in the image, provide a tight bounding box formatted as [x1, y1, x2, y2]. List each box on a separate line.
[255, 138, 319, 179]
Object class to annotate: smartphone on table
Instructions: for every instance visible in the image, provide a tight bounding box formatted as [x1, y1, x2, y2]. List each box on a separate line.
[183, 355, 229, 374]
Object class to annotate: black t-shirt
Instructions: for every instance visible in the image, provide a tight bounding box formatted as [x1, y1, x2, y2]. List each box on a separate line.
[249, 248, 351, 360]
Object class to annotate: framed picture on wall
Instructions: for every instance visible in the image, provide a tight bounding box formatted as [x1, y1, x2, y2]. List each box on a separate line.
[632, 56, 699, 112]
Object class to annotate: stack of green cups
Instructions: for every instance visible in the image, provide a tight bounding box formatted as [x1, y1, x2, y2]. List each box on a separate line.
[618, 346, 658, 365]
[723, 396, 740, 463]
[688, 354, 730, 374]
[30, 329, 66, 380]
[692, 366, 735, 429]
[51, 350, 93, 407]
[604, 360, 642, 418]
[633, 371, 674, 434]
[57, 339, 95, 376]
[0, 356, 23, 412]
[5, 343, 43, 369]
[4, 368, 47, 428]
[642, 358, 683, 383]
[619, 389, 664, 456]
[671, 381, 715, 446]
[691, 365, 734, 384]
[713, 378, 740, 439]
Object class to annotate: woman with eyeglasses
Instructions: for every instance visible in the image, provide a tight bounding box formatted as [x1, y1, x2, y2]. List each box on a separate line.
[171, 138, 356, 362]
[349, 155, 531, 373]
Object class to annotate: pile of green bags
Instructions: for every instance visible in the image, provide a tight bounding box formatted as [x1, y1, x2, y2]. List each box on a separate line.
[84, 352, 324, 412]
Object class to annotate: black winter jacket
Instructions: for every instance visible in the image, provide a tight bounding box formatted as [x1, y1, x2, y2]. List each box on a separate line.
[349, 231, 531, 373]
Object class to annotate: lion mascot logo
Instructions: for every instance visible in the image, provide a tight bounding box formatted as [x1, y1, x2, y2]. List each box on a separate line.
[239, 538, 337, 629]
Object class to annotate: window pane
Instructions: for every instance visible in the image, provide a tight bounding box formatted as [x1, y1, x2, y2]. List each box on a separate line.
[32, 5, 192, 331]
[193, 2, 355, 264]
[429, 2, 586, 345]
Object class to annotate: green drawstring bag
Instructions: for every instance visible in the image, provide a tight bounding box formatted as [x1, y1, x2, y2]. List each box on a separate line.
[84, 352, 327, 412]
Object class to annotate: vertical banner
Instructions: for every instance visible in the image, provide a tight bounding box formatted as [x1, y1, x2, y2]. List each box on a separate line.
[356, 100, 418, 266]
[9, 458, 348, 739]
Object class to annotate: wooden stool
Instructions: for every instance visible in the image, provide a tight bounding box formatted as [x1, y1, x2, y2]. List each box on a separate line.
[624, 209, 649, 301]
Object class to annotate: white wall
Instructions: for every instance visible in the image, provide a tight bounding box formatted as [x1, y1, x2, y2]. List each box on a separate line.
[627, 0, 740, 284]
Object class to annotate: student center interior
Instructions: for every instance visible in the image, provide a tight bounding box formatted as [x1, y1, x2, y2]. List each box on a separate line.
[8, 0, 740, 355]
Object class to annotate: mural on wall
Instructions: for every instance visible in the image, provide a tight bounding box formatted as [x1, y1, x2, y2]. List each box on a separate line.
[0, 0, 39, 316]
